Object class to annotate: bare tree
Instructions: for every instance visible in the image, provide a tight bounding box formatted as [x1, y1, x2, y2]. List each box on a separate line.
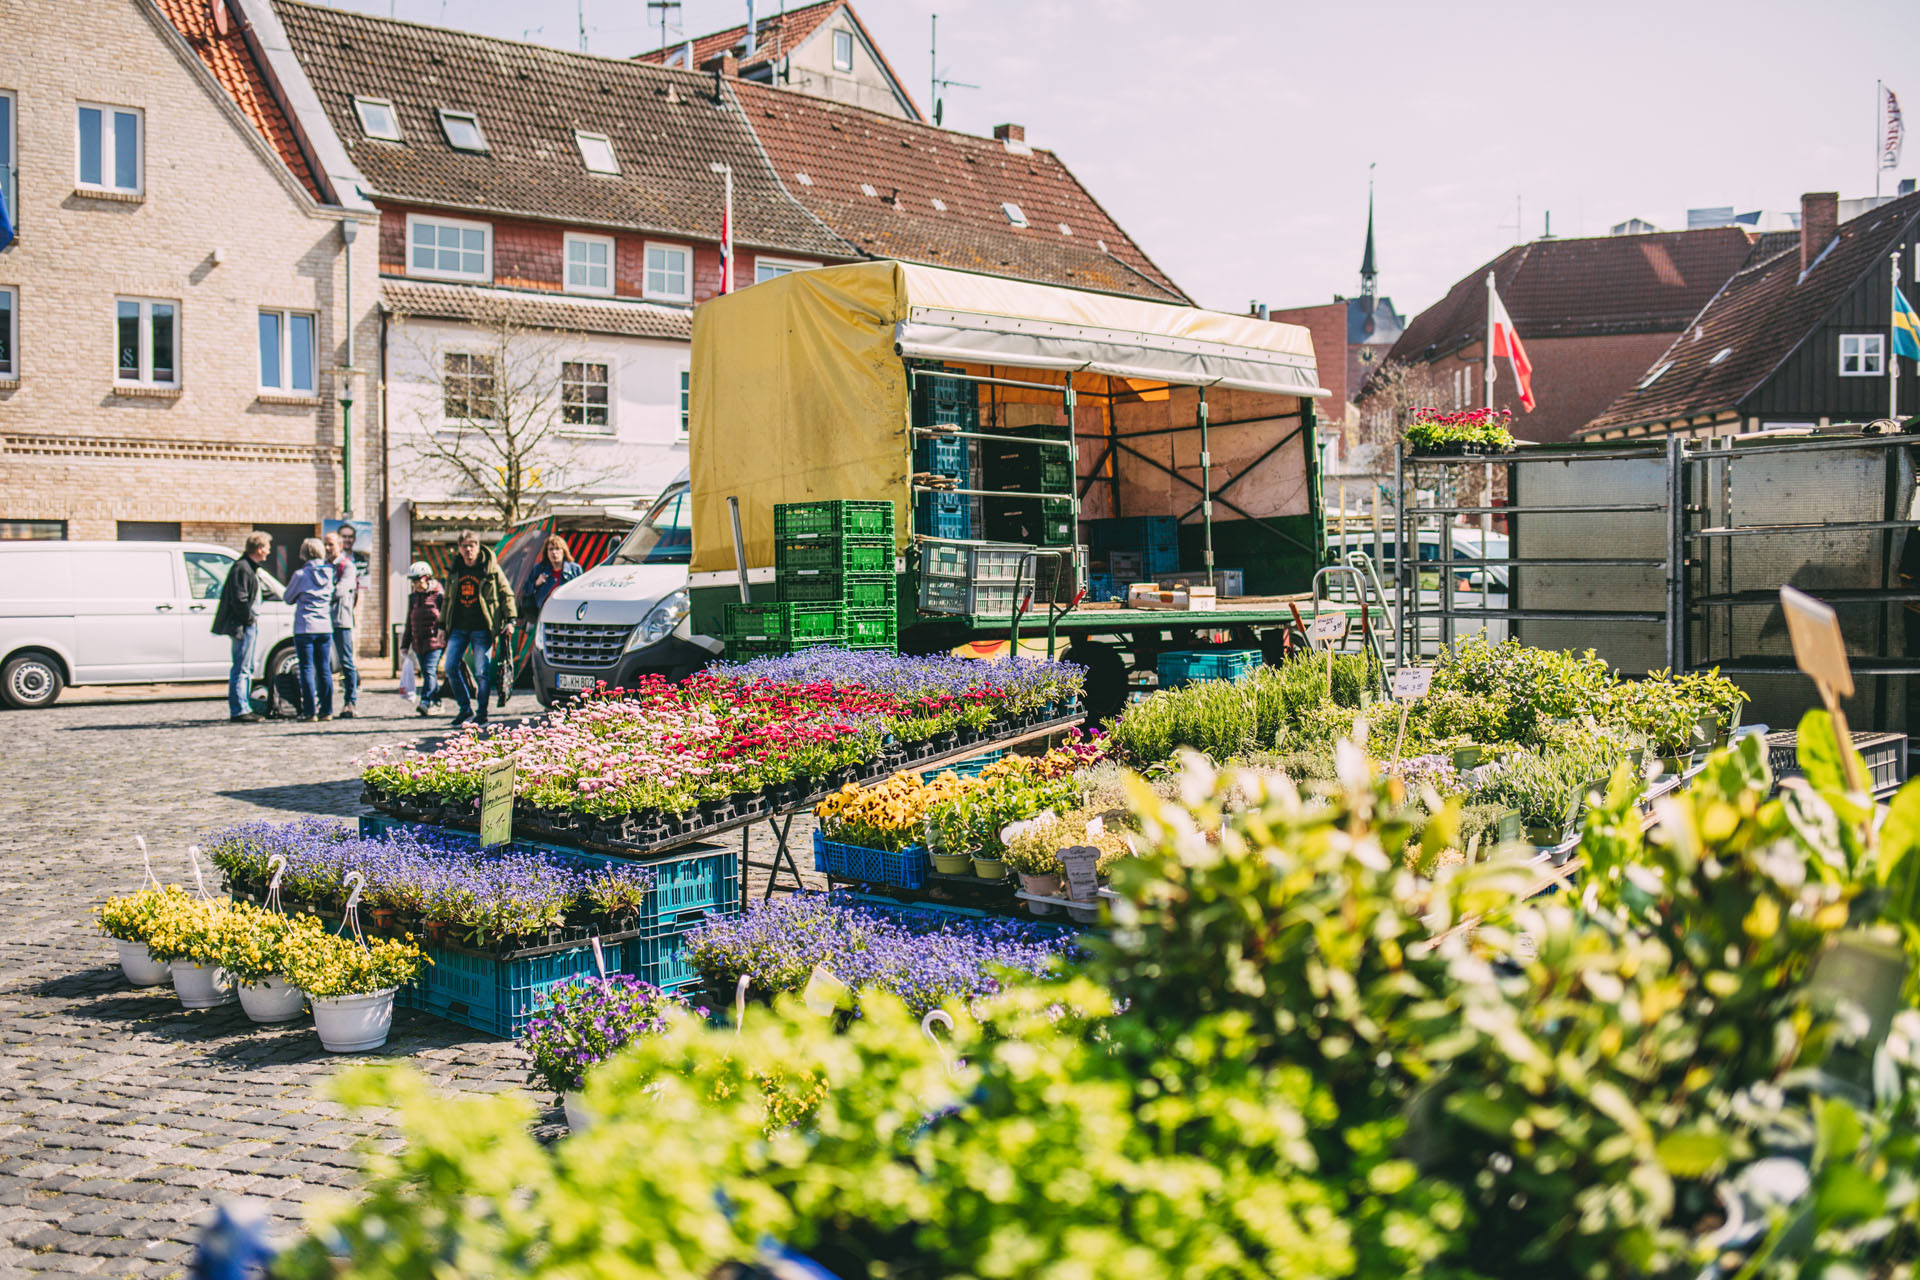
[395, 299, 622, 529]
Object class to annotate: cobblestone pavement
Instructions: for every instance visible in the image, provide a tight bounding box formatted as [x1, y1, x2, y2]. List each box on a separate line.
[0, 682, 822, 1278]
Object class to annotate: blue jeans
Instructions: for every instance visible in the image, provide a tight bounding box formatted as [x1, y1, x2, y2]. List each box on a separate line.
[414, 649, 440, 706]
[227, 624, 257, 718]
[331, 626, 359, 706]
[294, 633, 333, 718]
[443, 629, 491, 719]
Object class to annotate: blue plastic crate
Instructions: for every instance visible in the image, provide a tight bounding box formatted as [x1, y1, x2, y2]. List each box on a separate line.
[925, 749, 1003, 780]
[415, 939, 625, 1039]
[914, 435, 977, 480]
[1157, 648, 1262, 689]
[915, 491, 982, 540]
[1087, 573, 1120, 603]
[621, 916, 722, 992]
[812, 830, 931, 890]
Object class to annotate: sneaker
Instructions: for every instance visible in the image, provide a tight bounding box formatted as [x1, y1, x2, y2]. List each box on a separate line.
[338, 706, 357, 720]
[317, 713, 334, 721]
[416, 703, 432, 717]
[297, 714, 316, 723]
[450, 710, 472, 728]
[475, 716, 489, 728]
[229, 712, 263, 723]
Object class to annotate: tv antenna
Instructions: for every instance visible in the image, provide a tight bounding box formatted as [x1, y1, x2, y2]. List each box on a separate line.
[929, 15, 977, 128]
[647, 0, 682, 59]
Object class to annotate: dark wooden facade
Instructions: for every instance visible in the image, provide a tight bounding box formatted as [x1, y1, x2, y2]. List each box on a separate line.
[1748, 238, 1920, 421]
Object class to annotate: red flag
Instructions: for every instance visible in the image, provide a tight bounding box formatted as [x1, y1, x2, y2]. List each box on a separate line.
[1489, 286, 1535, 412]
[718, 198, 733, 294]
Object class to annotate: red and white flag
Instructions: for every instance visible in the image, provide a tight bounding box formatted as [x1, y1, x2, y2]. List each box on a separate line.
[1489, 284, 1536, 412]
[718, 197, 734, 294]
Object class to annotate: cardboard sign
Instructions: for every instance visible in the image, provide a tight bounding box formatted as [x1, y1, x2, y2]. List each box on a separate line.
[1392, 666, 1434, 700]
[1781, 586, 1854, 698]
[479, 757, 516, 849]
[1309, 613, 1349, 646]
[1058, 845, 1100, 902]
[802, 964, 853, 1017]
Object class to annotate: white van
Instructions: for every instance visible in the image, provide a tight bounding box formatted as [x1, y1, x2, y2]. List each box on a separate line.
[0, 541, 296, 709]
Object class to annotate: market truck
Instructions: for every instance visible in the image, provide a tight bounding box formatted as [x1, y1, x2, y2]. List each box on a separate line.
[672, 260, 1348, 719]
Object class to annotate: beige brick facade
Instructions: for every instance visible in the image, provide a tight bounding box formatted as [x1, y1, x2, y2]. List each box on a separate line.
[0, 0, 384, 643]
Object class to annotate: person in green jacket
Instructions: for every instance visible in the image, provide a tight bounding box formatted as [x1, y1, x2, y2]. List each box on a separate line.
[441, 530, 516, 728]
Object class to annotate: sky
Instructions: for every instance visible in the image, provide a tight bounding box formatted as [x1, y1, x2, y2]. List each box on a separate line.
[326, 0, 1920, 320]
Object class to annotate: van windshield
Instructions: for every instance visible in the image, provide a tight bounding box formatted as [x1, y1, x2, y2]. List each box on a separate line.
[609, 485, 691, 566]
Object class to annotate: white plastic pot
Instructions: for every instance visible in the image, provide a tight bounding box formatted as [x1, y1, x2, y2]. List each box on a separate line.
[114, 939, 170, 987]
[170, 959, 234, 1009]
[237, 975, 306, 1024]
[309, 988, 396, 1053]
[563, 1091, 595, 1133]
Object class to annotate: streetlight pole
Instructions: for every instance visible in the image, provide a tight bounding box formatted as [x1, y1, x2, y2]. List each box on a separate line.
[338, 219, 359, 517]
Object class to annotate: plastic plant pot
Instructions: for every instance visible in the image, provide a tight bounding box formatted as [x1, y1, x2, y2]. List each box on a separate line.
[115, 939, 170, 987]
[931, 851, 972, 875]
[236, 975, 306, 1024]
[1019, 872, 1063, 915]
[563, 1091, 595, 1134]
[971, 856, 1008, 881]
[309, 989, 397, 1053]
[170, 960, 234, 1009]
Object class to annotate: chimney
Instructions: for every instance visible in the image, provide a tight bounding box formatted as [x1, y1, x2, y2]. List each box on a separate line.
[993, 123, 1025, 143]
[702, 50, 739, 79]
[1801, 191, 1839, 275]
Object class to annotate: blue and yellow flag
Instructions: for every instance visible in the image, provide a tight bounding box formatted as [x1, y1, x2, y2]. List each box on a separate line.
[1895, 286, 1920, 361]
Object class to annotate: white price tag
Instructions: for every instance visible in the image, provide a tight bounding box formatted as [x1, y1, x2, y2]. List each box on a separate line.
[1392, 666, 1433, 700]
[1058, 845, 1100, 902]
[1309, 613, 1348, 645]
[802, 964, 853, 1017]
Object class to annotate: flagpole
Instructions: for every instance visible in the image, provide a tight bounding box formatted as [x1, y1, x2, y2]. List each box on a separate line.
[1484, 271, 1496, 539]
[1878, 81, 1884, 201]
[1484, 270, 1496, 411]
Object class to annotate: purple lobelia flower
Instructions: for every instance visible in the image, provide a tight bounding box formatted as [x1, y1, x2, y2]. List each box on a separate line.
[520, 974, 690, 1097]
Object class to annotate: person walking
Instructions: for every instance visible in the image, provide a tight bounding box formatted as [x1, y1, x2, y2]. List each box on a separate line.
[441, 530, 515, 729]
[400, 562, 446, 717]
[211, 531, 272, 723]
[283, 538, 336, 722]
[521, 535, 583, 618]
[324, 530, 361, 718]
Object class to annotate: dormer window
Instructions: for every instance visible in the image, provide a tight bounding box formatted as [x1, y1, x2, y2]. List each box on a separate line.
[354, 97, 402, 141]
[832, 29, 853, 71]
[575, 131, 619, 175]
[438, 109, 488, 152]
[1001, 202, 1028, 228]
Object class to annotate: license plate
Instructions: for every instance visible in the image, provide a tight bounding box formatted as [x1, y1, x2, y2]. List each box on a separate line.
[555, 673, 596, 691]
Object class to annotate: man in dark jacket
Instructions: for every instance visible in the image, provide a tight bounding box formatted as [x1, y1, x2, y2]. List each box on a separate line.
[212, 531, 272, 723]
[441, 530, 516, 729]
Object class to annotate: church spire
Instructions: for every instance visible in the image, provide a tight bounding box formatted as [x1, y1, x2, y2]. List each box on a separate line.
[1359, 166, 1378, 303]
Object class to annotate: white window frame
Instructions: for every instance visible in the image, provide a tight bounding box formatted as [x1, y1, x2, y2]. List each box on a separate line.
[574, 130, 619, 175]
[832, 28, 854, 71]
[559, 358, 614, 434]
[0, 285, 16, 380]
[257, 308, 318, 395]
[353, 96, 402, 142]
[441, 350, 497, 423]
[644, 241, 692, 302]
[114, 297, 178, 388]
[753, 256, 820, 285]
[1840, 333, 1885, 377]
[1637, 360, 1674, 390]
[563, 232, 615, 296]
[437, 109, 488, 153]
[406, 213, 492, 282]
[679, 367, 690, 437]
[1001, 201, 1028, 228]
[76, 102, 143, 195]
[0, 90, 16, 227]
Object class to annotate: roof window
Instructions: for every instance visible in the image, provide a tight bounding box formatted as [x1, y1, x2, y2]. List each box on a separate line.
[437, 109, 488, 152]
[574, 131, 619, 175]
[354, 97, 401, 141]
[1001, 202, 1028, 228]
[930, 197, 947, 211]
[1709, 347, 1733, 365]
[1057, 222, 1072, 236]
[860, 183, 877, 197]
[795, 172, 812, 186]
[1638, 360, 1674, 390]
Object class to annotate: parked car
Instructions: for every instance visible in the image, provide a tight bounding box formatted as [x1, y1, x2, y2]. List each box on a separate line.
[0, 541, 296, 709]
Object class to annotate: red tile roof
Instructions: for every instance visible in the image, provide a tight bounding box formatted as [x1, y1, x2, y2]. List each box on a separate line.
[382, 278, 692, 340]
[1584, 192, 1920, 435]
[733, 79, 1189, 303]
[151, 0, 325, 202]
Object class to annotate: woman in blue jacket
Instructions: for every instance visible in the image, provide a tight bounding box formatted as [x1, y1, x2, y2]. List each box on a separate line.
[282, 538, 337, 721]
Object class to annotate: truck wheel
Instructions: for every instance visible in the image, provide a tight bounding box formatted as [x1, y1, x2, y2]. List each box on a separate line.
[1, 650, 65, 709]
[1065, 641, 1128, 725]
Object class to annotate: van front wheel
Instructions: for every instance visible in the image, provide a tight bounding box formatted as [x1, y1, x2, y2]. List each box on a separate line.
[1, 651, 65, 709]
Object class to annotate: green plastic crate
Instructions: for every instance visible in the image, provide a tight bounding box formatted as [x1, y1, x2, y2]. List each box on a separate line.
[722, 601, 844, 644]
[773, 500, 895, 543]
[725, 636, 842, 660]
[777, 573, 896, 608]
[775, 539, 895, 576]
[845, 609, 898, 649]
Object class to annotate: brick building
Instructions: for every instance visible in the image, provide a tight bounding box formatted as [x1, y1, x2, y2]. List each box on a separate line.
[1583, 192, 1920, 439]
[1359, 227, 1759, 444]
[0, 0, 384, 623]
[634, 1, 922, 122]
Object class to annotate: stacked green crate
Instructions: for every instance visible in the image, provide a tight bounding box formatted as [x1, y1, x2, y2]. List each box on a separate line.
[765, 499, 899, 653]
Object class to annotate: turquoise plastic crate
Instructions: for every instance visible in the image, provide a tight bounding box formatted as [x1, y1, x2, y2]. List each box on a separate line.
[1157, 648, 1262, 689]
[416, 939, 625, 1039]
[812, 830, 930, 889]
[622, 918, 713, 991]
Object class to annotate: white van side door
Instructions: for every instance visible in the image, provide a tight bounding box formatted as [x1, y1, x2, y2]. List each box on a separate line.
[181, 550, 237, 679]
[71, 548, 185, 682]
